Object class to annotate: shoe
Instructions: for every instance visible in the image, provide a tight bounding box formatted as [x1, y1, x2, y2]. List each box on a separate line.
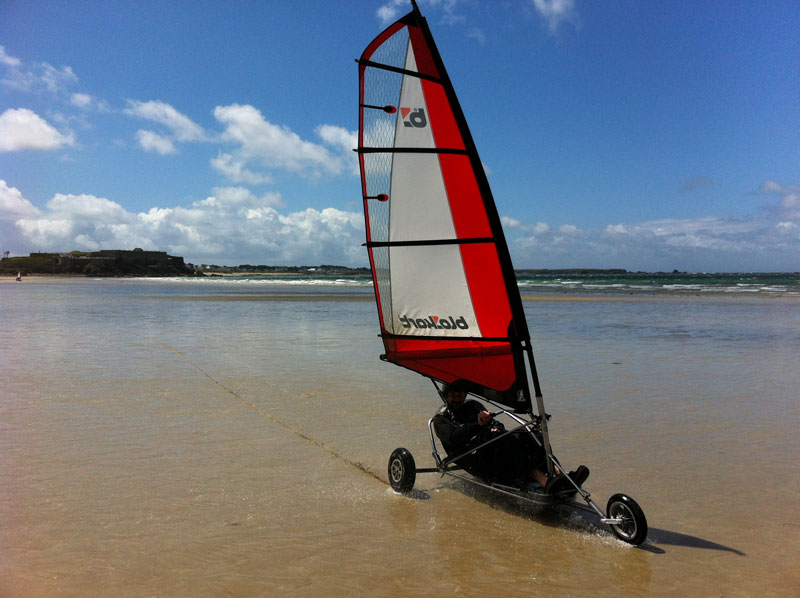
[568, 465, 590, 487]
[544, 473, 572, 494]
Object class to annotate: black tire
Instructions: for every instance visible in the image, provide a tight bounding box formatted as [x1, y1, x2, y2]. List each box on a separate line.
[606, 493, 648, 545]
[388, 448, 416, 493]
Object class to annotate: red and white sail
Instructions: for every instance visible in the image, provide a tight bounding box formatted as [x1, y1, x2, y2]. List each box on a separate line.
[358, 3, 535, 411]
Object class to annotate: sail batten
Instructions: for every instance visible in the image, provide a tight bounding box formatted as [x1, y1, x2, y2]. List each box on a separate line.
[357, 147, 470, 155]
[366, 237, 495, 248]
[358, 3, 534, 412]
[357, 59, 443, 83]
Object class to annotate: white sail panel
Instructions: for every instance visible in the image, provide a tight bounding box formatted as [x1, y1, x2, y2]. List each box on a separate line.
[389, 154, 454, 242]
[394, 43, 434, 149]
[389, 245, 479, 336]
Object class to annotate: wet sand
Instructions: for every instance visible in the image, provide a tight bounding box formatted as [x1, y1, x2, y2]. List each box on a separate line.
[1, 279, 798, 596]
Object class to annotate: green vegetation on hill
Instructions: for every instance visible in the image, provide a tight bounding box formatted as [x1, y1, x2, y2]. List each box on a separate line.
[1, 249, 195, 277]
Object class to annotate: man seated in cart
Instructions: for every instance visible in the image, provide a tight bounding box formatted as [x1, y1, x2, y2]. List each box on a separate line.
[432, 379, 589, 493]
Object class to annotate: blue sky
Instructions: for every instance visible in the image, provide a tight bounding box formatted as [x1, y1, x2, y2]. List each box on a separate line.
[1, 0, 798, 271]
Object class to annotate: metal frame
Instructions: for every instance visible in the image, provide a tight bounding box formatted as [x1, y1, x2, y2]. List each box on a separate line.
[420, 385, 622, 524]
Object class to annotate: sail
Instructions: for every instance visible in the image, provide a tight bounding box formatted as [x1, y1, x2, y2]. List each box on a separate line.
[357, 3, 534, 412]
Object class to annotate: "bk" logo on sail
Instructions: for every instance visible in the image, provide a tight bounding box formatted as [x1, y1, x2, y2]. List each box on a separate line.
[400, 107, 427, 128]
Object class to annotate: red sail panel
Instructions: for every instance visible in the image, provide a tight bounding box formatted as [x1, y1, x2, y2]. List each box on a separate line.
[358, 5, 531, 411]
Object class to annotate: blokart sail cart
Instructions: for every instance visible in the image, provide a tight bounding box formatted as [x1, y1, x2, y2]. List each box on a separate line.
[357, 2, 649, 547]
[387, 382, 648, 546]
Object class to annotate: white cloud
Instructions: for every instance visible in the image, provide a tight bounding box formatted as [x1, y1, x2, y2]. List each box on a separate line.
[70, 92, 110, 112]
[194, 186, 283, 209]
[6, 182, 365, 266]
[7, 166, 798, 271]
[40, 63, 78, 93]
[0, 49, 78, 95]
[315, 124, 359, 175]
[0, 108, 75, 152]
[125, 100, 206, 142]
[377, 1, 469, 29]
[502, 216, 550, 235]
[760, 180, 784, 194]
[504, 183, 800, 271]
[212, 104, 355, 182]
[0, 179, 41, 219]
[135, 130, 177, 155]
[124, 100, 207, 154]
[757, 180, 800, 220]
[467, 27, 487, 45]
[531, 0, 578, 33]
[70, 93, 93, 108]
[0, 45, 21, 68]
[377, 0, 407, 25]
[210, 153, 273, 185]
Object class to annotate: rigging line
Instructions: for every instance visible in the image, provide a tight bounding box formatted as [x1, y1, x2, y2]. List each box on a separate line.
[160, 343, 385, 485]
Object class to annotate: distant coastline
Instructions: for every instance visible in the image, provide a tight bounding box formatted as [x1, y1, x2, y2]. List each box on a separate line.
[1, 249, 194, 277]
[2, 251, 797, 282]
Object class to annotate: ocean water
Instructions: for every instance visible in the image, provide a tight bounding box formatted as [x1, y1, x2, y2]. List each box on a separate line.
[137, 270, 800, 296]
[1, 278, 798, 596]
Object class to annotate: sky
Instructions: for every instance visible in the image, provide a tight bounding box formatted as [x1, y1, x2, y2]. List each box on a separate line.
[1, 0, 798, 272]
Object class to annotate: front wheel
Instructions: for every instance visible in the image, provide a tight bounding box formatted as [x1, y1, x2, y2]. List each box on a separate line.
[388, 448, 416, 493]
[606, 493, 648, 545]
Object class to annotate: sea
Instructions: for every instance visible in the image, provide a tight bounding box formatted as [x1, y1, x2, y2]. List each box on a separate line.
[1, 274, 798, 596]
[126, 270, 800, 296]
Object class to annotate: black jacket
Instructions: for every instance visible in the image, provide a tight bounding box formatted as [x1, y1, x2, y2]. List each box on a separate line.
[432, 399, 487, 454]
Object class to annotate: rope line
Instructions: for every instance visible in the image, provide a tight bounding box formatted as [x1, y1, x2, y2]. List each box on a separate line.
[161, 344, 385, 485]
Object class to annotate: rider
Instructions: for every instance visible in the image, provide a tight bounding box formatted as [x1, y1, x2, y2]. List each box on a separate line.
[432, 379, 589, 493]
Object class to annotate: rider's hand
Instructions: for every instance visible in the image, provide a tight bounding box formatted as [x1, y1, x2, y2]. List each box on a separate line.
[477, 410, 492, 426]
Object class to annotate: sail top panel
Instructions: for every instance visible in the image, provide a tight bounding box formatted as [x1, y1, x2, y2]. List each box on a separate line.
[358, 5, 532, 411]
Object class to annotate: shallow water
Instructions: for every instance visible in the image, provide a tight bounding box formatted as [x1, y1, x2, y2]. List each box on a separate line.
[1, 279, 798, 596]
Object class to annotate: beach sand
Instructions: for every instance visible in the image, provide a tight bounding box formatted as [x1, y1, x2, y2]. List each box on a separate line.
[1, 279, 798, 596]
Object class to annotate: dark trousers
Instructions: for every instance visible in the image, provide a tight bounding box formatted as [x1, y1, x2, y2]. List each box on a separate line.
[462, 430, 546, 484]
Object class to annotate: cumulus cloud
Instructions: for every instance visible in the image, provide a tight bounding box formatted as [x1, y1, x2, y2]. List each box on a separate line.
[377, 0, 409, 25]
[502, 183, 800, 271]
[531, 0, 578, 33]
[125, 100, 206, 142]
[124, 100, 207, 154]
[315, 124, 358, 175]
[502, 216, 550, 235]
[3, 181, 365, 266]
[210, 153, 273, 185]
[69, 92, 109, 111]
[0, 180, 41, 219]
[70, 93, 93, 108]
[212, 104, 356, 182]
[0, 45, 21, 68]
[0, 108, 75, 152]
[40, 63, 78, 94]
[0, 46, 78, 96]
[378, 0, 465, 27]
[135, 130, 177, 155]
[757, 180, 800, 220]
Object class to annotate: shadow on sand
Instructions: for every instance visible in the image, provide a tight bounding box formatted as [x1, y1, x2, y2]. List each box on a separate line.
[407, 478, 745, 555]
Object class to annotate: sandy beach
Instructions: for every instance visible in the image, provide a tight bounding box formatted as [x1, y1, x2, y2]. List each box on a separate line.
[1, 278, 798, 596]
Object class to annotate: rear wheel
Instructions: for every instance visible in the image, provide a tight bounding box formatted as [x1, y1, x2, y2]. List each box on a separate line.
[606, 493, 648, 545]
[388, 448, 416, 493]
